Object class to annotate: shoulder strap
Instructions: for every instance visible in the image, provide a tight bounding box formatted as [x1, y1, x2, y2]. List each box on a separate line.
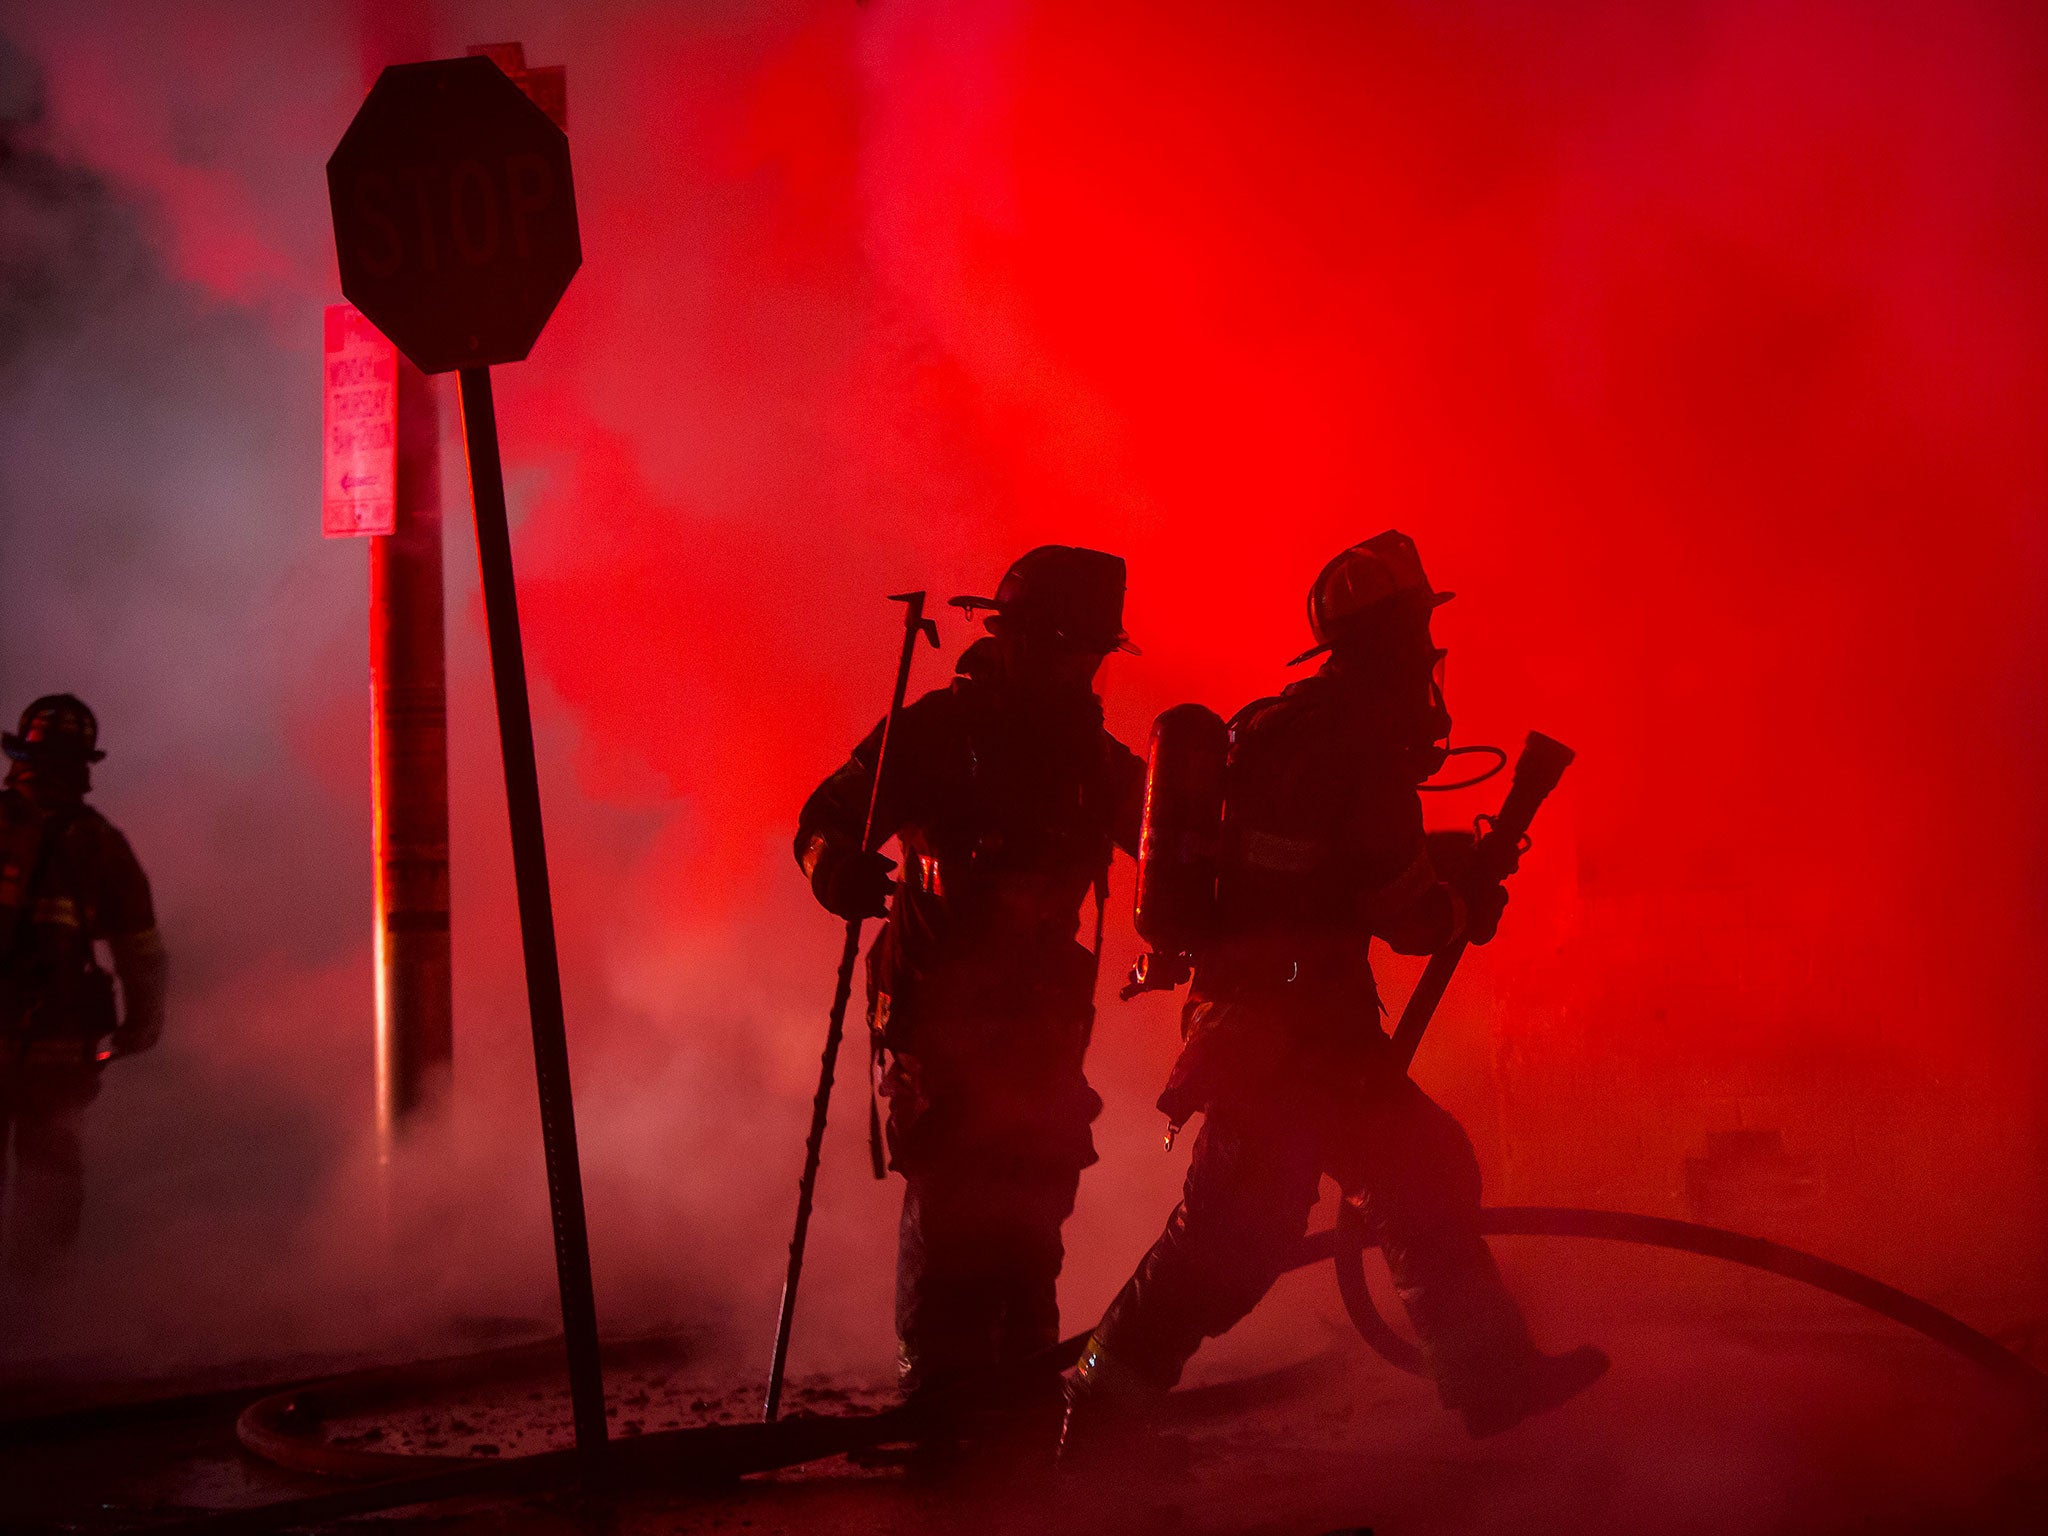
[6, 805, 75, 971]
[1227, 691, 1289, 740]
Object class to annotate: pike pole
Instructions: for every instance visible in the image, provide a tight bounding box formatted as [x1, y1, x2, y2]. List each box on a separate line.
[1390, 732, 1575, 1071]
[764, 592, 939, 1423]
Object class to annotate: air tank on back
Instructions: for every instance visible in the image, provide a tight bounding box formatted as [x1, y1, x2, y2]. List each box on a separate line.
[1125, 704, 1229, 996]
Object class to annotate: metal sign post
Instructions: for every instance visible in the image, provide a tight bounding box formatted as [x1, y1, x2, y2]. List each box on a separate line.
[456, 363, 606, 1458]
[327, 53, 603, 1464]
[369, 353, 453, 1149]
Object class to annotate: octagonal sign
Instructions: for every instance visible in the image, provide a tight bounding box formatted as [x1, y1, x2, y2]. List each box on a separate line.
[327, 56, 580, 375]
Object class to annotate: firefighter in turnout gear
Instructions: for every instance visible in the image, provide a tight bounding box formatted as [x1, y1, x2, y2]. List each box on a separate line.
[1064, 533, 1605, 1453]
[1, 695, 166, 1275]
[796, 548, 1145, 1400]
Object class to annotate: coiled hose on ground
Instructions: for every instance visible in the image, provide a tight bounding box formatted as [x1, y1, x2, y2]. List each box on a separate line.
[208, 1197, 2048, 1536]
[1312, 1203, 2048, 1410]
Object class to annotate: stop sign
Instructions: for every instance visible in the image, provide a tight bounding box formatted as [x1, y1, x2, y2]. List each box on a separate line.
[327, 56, 580, 375]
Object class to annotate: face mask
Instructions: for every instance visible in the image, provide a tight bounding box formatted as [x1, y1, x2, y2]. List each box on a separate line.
[1324, 620, 1453, 780]
[992, 621, 1106, 701]
[1404, 647, 1453, 783]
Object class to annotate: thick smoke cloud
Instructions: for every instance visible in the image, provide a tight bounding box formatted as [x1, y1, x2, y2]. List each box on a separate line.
[0, 0, 2043, 1442]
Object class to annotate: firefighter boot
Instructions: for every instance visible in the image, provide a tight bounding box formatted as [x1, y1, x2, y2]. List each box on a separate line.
[1457, 1343, 1610, 1438]
[1056, 1334, 1183, 1476]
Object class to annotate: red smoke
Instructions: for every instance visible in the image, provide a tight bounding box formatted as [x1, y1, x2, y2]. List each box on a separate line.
[502, 0, 2048, 1295]
[4, 0, 2045, 1409]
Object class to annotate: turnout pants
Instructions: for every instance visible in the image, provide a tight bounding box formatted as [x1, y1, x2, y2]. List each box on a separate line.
[895, 1159, 1080, 1397]
[0, 1062, 98, 1275]
[1088, 1066, 1535, 1409]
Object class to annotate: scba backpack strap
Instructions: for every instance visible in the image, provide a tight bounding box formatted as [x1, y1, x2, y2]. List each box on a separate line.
[9, 810, 116, 1062]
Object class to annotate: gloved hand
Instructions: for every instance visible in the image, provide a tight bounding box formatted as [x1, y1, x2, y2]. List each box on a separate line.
[1459, 878, 1509, 945]
[1428, 826, 1525, 885]
[815, 849, 897, 921]
[1424, 828, 1479, 884]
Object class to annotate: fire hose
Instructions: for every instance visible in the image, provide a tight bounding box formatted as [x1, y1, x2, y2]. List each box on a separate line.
[155, 735, 2048, 1527]
[1325, 732, 2047, 1405]
[190, 1210, 2047, 1535]
[1318, 1206, 2048, 1405]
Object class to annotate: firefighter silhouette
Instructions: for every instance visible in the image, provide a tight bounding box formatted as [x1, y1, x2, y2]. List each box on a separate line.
[796, 548, 1145, 1400]
[1063, 533, 1606, 1456]
[0, 695, 166, 1276]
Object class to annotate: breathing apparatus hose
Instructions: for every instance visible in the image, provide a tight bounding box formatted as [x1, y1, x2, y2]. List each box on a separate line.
[1416, 743, 1508, 793]
[1309, 1203, 2048, 1411]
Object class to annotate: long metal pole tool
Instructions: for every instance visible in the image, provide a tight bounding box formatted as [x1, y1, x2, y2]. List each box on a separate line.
[764, 592, 938, 1423]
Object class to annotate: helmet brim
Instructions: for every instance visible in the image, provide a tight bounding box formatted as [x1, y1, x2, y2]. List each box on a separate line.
[1288, 588, 1453, 665]
[949, 595, 1139, 655]
[3, 732, 105, 763]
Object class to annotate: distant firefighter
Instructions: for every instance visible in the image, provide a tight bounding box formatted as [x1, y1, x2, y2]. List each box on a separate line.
[0, 695, 166, 1276]
[796, 547, 1144, 1402]
[1063, 532, 1605, 1456]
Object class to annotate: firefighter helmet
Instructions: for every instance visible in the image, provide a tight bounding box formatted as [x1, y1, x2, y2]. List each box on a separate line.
[3, 694, 106, 764]
[951, 545, 1139, 654]
[1289, 530, 1453, 665]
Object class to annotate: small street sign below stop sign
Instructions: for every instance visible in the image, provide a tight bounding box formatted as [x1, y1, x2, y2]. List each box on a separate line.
[327, 55, 580, 375]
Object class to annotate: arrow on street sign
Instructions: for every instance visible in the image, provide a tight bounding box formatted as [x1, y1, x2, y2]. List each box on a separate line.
[321, 305, 397, 538]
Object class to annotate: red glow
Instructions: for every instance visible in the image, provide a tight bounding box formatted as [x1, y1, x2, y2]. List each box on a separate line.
[4, 0, 2044, 1397]
[501, 0, 2048, 1282]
